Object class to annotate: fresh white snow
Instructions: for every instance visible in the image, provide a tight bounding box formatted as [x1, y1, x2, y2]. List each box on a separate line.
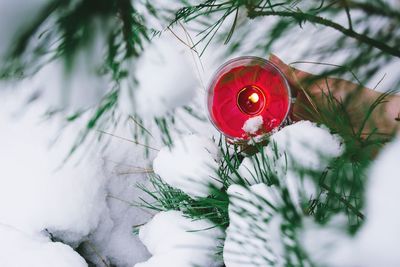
[153, 134, 222, 198]
[135, 210, 224, 267]
[267, 121, 344, 172]
[0, 92, 107, 244]
[0, 90, 154, 266]
[356, 136, 400, 266]
[0, 224, 87, 267]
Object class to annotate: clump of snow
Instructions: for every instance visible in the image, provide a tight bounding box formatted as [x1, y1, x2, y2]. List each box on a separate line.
[0, 90, 154, 266]
[153, 135, 221, 198]
[224, 184, 284, 267]
[118, 33, 198, 119]
[301, 136, 400, 267]
[135, 210, 224, 267]
[135, 250, 204, 267]
[0, 224, 87, 267]
[0, 93, 107, 244]
[267, 121, 343, 171]
[284, 171, 318, 212]
[242, 115, 263, 134]
[300, 214, 350, 266]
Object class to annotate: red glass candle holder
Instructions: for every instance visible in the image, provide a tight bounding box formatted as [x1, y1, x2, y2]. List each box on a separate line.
[207, 56, 292, 142]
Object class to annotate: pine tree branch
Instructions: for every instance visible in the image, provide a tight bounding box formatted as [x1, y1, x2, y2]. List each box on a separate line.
[247, 9, 400, 58]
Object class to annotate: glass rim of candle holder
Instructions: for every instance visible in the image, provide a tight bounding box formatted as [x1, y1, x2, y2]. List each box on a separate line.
[206, 56, 293, 143]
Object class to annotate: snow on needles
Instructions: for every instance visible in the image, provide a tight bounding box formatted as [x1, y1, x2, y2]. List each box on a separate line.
[267, 120, 343, 172]
[153, 135, 222, 198]
[135, 210, 224, 267]
[224, 184, 284, 267]
[239, 121, 343, 183]
[224, 122, 345, 267]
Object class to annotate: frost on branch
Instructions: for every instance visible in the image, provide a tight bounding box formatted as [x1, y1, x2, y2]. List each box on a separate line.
[135, 210, 224, 267]
[153, 135, 222, 198]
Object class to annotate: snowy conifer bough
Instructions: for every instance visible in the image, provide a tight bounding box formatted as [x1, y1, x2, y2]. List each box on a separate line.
[138, 121, 376, 267]
[141, 116, 400, 266]
[223, 122, 344, 266]
[1, 0, 400, 266]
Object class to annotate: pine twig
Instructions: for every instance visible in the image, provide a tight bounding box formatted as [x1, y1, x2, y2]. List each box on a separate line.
[97, 130, 160, 151]
[247, 9, 400, 58]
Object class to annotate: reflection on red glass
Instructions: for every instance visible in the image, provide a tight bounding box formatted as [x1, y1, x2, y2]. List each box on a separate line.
[207, 57, 290, 141]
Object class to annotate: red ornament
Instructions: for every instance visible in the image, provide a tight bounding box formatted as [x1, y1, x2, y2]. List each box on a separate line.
[207, 57, 292, 141]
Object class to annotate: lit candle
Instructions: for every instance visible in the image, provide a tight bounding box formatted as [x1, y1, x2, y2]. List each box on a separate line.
[207, 57, 291, 141]
[237, 85, 266, 115]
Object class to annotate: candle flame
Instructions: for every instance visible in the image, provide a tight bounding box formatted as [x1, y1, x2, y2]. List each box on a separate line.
[248, 93, 259, 103]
